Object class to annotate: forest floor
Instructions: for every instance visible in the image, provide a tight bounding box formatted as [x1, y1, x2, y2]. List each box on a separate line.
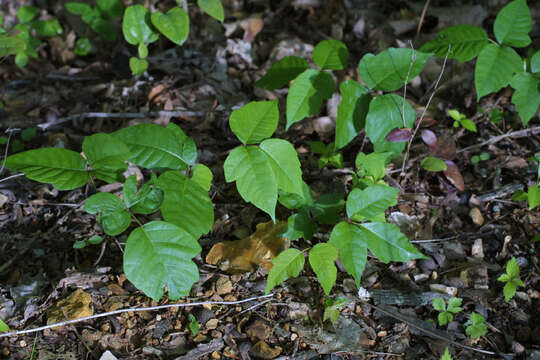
[0, 0, 539, 359]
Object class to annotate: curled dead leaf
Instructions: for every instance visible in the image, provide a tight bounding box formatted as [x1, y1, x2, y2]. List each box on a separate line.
[421, 129, 438, 149]
[443, 161, 465, 191]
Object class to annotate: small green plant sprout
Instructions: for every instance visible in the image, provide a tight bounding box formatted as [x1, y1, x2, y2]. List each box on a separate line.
[465, 312, 488, 339]
[188, 314, 200, 336]
[512, 184, 540, 210]
[448, 109, 477, 132]
[309, 141, 344, 169]
[0, 318, 9, 333]
[432, 297, 463, 326]
[440, 347, 453, 360]
[323, 297, 348, 324]
[65, 0, 123, 42]
[488, 108, 503, 124]
[471, 152, 490, 165]
[497, 257, 525, 302]
[73, 235, 104, 249]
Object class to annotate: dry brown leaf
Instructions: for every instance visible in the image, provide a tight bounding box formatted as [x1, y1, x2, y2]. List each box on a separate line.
[242, 17, 264, 42]
[47, 289, 93, 325]
[249, 341, 282, 359]
[443, 161, 465, 191]
[206, 221, 286, 273]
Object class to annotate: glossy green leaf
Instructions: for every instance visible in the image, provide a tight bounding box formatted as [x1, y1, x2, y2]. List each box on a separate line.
[166, 123, 197, 165]
[346, 184, 398, 221]
[83, 133, 130, 183]
[97, 0, 123, 18]
[31, 19, 63, 37]
[336, 80, 370, 149]
[460, 119, 477, 132]
[286, 69, 335, 129]
[85, 192, 131, 236]
[466, 313, 487, 339]
[229, 100, 279, 144]
[17, 6, 39, 23]
[421, 156, 448, 172]
[278, 181, 313, 210]
[129, 57, 148, 75]
[359, 222, 426, 263]
[123, 175, 163, 214]
[260, 139, 303, 196]
[265, 248, 305, 293]
[531, 51, 540, 74]
[281, 209, 317, 241]
[88, 235, 104, 245]
[73, 240, 87, 249]
[151, 7, 189, 46]
[254, 56, 308, 90]
[0, 318, 9, 333]
[74, 38, 92, 55]
[311, 193, 345, 224]
[528, 185, 540, 210]
[124, 221, 201, 300]
[475, 44, 522, 100]
[312, 39, 349, 70]
[112, 124, 188, 170]
[494, 0, 532, 47]
[5, 148, 89, 190]
[157, 170, 214, 239]
[510, 72, 540, 126]
[419, 25, 488, 62]
[122, 5, 158, 45]
[197, 0, 225, 22]
[358, 48, 432, 91]
[329, 222, 367, 287]
[309, 243, 338, 295]
[365, 94, 416, 156]
[355, 152, 391, 181]
[224, 146, 277, 220]
[191, 163, 213, 191]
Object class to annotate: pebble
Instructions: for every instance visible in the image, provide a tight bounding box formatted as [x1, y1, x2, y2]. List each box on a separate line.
[469, 208, 484, 226]
[429, 284, 458, 296]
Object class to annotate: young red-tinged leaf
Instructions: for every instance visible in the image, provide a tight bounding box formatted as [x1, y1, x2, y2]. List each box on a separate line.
[265, 248, 305, 293]
[443, 161, 465, 191]
[421, 129, 438, 149]
[386, 128, 412, 142]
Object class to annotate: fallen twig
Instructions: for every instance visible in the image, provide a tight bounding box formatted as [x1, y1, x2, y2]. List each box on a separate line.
[457, 125, 540, 153]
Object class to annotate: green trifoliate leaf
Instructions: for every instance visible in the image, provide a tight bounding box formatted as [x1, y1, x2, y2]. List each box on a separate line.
[329, 222, 368, 287]
[494, 0, 532, 48]
[438, 312, 453, 326]
[113, 123, 189, 170]
[260, 139, 303, 196]
[466, 312, 487, 339]
[365, 94, 416, 156]
[0, 318, 9, 333]
[359, 222, 426, 263]
[151, 7, 189, 46]
[355, 152, 391, 181]
[124, 221, 201, 300]
[157, 170, 214, 239]
[122, 5, 159, 45]
[229, 100, 279, 144]
[17, 6, 39, 23]
[224, 146, 278, 220]
[254, 56, 308, 90]
[122, 175, 163, 214]
[197, 0, 225, 22]
[265, 248, 305, 293]
[474, 44, 522, 100]
[85, 192, 131, 236]
[432, 297, 446, 312]
[510, 72, 540, 126]
[531, 51, 540, 74]
[5, 148, 89, 190]
[312, 39, 349, 70]
[83, 133, 130, 183]
[447, 297, 463, 314]
[129, 57, 148, 75]
[336, 80, 370, 149]
[278, 181, 314, 210]
[528, 185, 540, 210]
[166, 123, 198, 165]
[286, 69, 335, 129]
[281, 209, 317, 241]
[346, 184, 399, 221]
[311, 193, 345, 225]
[191, 164, 213, 191]
[309, 243, 338, 295]
[358, 48, 432, 92]
[419, 25, 488, 62]
[421, 156, 448, 172]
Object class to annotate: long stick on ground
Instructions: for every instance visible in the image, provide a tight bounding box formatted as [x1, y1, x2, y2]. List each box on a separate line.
[0, 294, 274, 338]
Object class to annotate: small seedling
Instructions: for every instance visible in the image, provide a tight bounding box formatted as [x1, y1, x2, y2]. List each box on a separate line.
[73, 235, 104, 249]
[188, 314, 200, 336]
[0, 318, 9, 332]
[448, 109, 477, 132]
[323, 297, 348, 324]
[441, 347, 453, 360]
[497, 257, 525, 301]
[465, 312, 487, 339]
[488, 108, 503, 124]
[432, 297, 463, 326]
[309, 141, 344, 169]
[512, 184, 540, 210]
[471, 152, 490, 164]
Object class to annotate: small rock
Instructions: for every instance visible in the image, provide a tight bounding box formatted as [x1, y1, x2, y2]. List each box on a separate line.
[206, 319, 219, 330]
[413, 274, 429, 282]
[516, 257, 528, 268]
[469, 208, 484, 226]
[511, 341, 525, 355]
[429, 284, 458, 296]
[99, 351, 118, 360]
[247, 320, 271, 341]
[471, 238, 484, 259]
[215, 277, 233, 295]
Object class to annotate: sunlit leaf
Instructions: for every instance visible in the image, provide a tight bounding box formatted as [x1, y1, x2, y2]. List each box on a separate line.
[265, 248, 305, 293]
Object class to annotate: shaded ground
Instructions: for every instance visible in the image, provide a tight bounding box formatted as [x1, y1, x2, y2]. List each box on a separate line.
[1, 0, 539, 359]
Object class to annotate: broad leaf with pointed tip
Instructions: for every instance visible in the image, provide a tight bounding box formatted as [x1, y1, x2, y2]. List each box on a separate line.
[123, 175, 163, 214]
[510, 72, 540, 126]
[259, 139, 303, 196]
[329, 222, 368, 287]
[85, 192, 131, 235]
[157, 170, 214, 239]
[122, 5, 158, 45]
[197, 0, 225, 22]
[419, 25, 488, 62]
[151, 7, 189, 46]
[309, 243, 338, 295]
[166, 123, 198, 165]
[191, 164, 213, 191]
[336, 80, 370, 149]
[494, 0, 532, 48]
[5, 148, 89, 190]
[229, 100, 279, 144]
[254, 56, 308, 90]
[83, 133, 130, 183]
[346, 184, 399, 221]
[265, 248, 305, 293]
[358, 48, 432, 91]
[124, 221, 201, 300]
[281, 209, 316, 241]
[312, 39, 349, 70]
[474, 44, 522, 100]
